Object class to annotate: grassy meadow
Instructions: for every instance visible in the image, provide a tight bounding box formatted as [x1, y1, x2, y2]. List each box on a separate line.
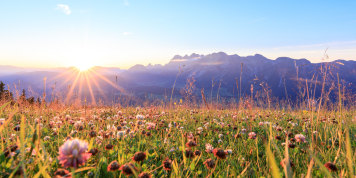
[0, 101, 355, 177]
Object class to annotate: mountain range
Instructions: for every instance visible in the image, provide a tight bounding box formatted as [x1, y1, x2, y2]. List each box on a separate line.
[0, 52, 355, 106]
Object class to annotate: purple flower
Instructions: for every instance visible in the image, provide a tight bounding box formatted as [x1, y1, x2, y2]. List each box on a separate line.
[58, 138, 91, 168]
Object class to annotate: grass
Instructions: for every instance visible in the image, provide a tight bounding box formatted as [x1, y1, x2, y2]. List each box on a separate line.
[0, 103, 354, 177]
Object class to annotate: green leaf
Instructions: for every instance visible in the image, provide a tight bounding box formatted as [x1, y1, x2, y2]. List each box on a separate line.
[190, 162, 195, 170]
[74, 166, 96, 173]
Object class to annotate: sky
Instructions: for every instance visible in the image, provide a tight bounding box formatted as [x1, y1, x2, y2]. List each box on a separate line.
[0, 0, 355, 69]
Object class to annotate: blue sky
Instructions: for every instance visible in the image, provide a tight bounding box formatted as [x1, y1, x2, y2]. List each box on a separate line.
[0, 0, 355, 68]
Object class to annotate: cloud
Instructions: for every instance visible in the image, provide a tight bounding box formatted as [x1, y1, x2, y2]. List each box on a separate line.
[122, 32, 133, 36]
[56, 4, 71, 15]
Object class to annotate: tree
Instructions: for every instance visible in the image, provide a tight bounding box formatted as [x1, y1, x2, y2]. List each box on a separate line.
[19, 89, 27, 102]
[36, 97, 42, 105]
[21, 89, 26, 98]
[27, 97, 35, 104]
[0, 81, 5, 99]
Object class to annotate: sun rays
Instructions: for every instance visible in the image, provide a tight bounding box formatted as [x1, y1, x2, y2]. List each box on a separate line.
[47, 67, 124, 105]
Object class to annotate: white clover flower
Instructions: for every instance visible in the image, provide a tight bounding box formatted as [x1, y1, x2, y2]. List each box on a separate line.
[136, 114, 145, 120]
[197, 127, 203, 132]
[225, 149, 232, 154]
[58, 138, 91, 168]
[117, 131, 126, 138]
[205, 143, 214, 153]
[0, 118, 5, 125]
[295, 134, 306, 143]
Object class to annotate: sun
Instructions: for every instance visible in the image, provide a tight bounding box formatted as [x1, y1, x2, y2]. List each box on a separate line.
[76, 63, 94, 71]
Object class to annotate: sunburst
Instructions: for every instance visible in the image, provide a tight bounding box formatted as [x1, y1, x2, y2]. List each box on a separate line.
[46, 66, 124, 105]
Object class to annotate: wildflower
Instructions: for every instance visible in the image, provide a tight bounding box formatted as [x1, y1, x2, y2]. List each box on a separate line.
[136, 114, 145, 120]
[117, 131, 126, 138]
[294, 134, 306, 143]
[276, 126, 283, 131]
[205, 143, 214, 153]
[74, 121, 84, 131]
[241, 128, 247, 134]
[289, 122, 298, 127]
[324, 162, 338, 172]
[286, 132, 293, 138]
[203, 159, 215, 169]
[288, 143, 296, 148]
[107, 161, 120, 172]
[194, 150, 201, 156]
[138, 172, 151, 178]
[213, 148, 227, 159]
[248, 132, 257, 139]
[146, 122, 156, 130]
[275, 135, 282, 140]
[132, 152, 146, 162]
[25, 147, 37, 156]
[162, 158, 172, 171]
[0, 118, 5, 125]
[169, 147, 175, 152]
[117, 126, 122, 130]
[105, 144, 113, 150]
[197, 127, 203, 132]
[145, 132, 151, 137]
[185, 149, 195, 158]
[225, 149, 232, 154]
[54, 168, 71, 178]
[218, 134, 224, 138]
[58, 138, 91, 168]
[89, 131, 96, 137]
[13, 125, 20, 131]
[88, 148, 99, 156]
[119, 163, 137, 176]
[185, 140, 197, 148]
[44, 136, 51, 141]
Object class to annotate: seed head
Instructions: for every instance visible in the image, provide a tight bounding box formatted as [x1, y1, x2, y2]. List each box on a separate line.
[132, 152, 146, 162]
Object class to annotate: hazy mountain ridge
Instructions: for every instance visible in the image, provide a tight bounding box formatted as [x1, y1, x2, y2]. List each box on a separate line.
[0, 52, 355, 104]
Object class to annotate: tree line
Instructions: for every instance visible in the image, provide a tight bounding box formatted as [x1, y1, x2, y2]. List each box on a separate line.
[0, 81, 42, 105]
